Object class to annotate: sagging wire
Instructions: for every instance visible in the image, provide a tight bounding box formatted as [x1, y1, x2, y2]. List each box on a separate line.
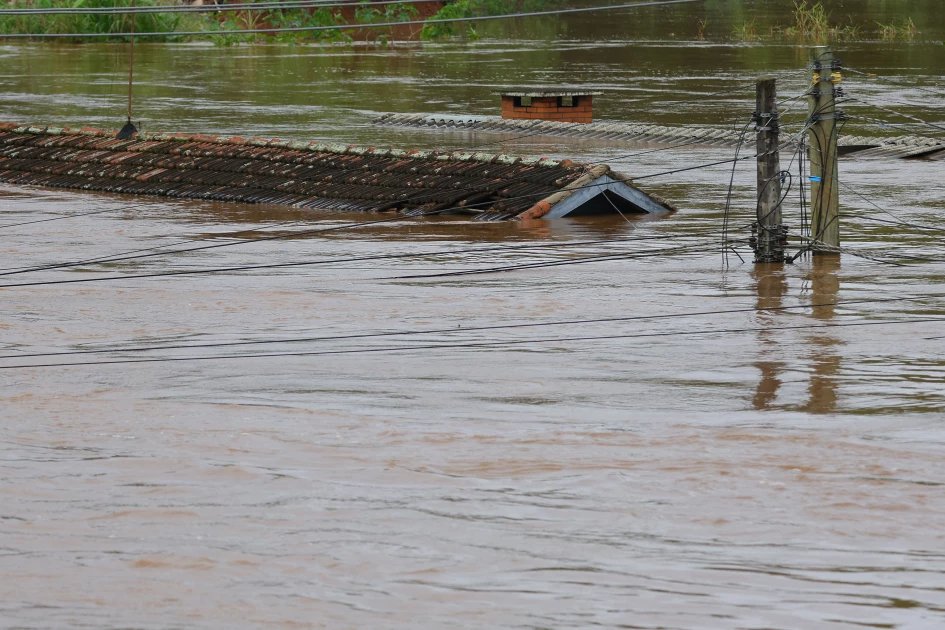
[0, 233, 723, 289]
[780, 127, 945, 265]
[0, 0, 445, 15]
[485, 84, 816, 166]
[845, 66, 945, 99]
[720, 98, 816, 265]
[2, 316, 942, 371]
[838, 182, 945, 233]
[0, 0, 704, 39]
[602, 191, 636, 228]
[786, 233, 905, 267]
[0, 146, 790, 284]
[0, 161, 642, 277]
[785, 99, 845, 263]
[842, 110, 945, 146]
[3, 294, 939, 363]
[1, 231, 727, 280]
[391, 241, 715, 279]
[0, 205, 129, 231]
[721, 118, 753, 266]
[720, 90, 838, 265]
[842, 96, 945, 137]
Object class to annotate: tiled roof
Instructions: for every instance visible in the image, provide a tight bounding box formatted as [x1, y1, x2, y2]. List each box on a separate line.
[0, 122, 672, 220]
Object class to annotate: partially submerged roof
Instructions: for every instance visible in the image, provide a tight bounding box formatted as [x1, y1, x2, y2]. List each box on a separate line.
[0, 122, 675, 221]
[493, 89, 603, 97]
[375, 114, 945, 160]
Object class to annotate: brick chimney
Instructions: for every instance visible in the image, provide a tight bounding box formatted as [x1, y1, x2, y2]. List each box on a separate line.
[494, 89, 601, 124]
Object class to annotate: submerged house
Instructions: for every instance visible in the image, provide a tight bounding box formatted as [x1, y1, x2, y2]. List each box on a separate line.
[496, 88, 601, 124]
[0, 123, 675, 221]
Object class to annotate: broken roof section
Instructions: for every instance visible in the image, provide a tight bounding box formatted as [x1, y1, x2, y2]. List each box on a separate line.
[0, 123, 676, 221]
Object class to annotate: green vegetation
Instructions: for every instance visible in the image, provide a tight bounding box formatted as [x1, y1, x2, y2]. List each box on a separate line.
[781, 1, 859, 41]
[695, 18, 707, 40]
[209, 5, 349, 45]
[421, 0, 563, 39]
[355, 0, 418, 43]
[210, 0, 420, 45]
[877, 18, 917, 41]
[0, 0, 422, 44]
[0, 0, 193, 41]
[732, 19, 757, 42]
[731, 1, 911, 43]
[0, 0, 930, 44]
[784, 0, 830, 39]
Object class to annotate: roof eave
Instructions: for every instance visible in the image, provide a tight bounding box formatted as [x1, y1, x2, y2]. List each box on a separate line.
[516, 166, 676, 220]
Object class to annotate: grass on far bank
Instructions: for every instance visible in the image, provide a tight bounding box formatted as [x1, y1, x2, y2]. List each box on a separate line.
[0, 0, 191, 41]
[0, 0, 561, 44]
[730, 1, 918, 43]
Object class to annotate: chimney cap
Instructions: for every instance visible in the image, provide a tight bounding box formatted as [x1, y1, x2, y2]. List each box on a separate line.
[493, 88, 603, 97]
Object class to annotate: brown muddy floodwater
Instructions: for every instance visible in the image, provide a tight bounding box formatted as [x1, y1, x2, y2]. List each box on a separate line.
[1, 9, 945, 629]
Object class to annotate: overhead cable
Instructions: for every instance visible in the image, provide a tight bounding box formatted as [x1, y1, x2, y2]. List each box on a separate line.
[0, 0, 444, 15]
[1, 317, 940, 371]
[0, 231, 721, 279]
[0, 146, 778, 283]
[0, 236, 717, 289]
[390, 241, 713, 279]
[0, 205, 125, 231]
[0, 0, 705, 38]
[2, 294, 939, 362]
[845, 66, 945, 97]
[843, 96, 945, 136]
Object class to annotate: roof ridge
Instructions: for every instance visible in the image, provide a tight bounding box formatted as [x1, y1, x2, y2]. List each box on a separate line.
[0, 122, 584, 170]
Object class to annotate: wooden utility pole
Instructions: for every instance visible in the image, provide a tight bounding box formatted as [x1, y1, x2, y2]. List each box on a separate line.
[807, 46, 841, 253]
[754, 77, 784, 263]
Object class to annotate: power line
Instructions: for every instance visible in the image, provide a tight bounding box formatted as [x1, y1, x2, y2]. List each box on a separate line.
[0, 0, 704, 38]
[0, 205, 125, 231]
[0, 0, 442, 15]
[11, 231, 722, 278]
[0, 134, 788, 286]
[0, 139, 782, 286]
[845, 66, 945, 97]
[3, 294, 937, 362]
[839, 182, 945, 234]
[0, 185, 611, 277]
[0, 146, 761, 281]
[0, 237, 715, 288]
[0, 216, 317, 274]
[843, 96, 945, 136]
[391, 241, 714, 279]
[0, 227, 724, 288]
[459, 82, 812, 160]
[1, 316, 940, 371]
[781, 133, 945, 237]
[843, 111, 945, 146]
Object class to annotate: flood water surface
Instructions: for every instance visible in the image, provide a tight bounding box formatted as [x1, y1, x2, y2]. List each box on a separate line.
[1, 9, 945, 629]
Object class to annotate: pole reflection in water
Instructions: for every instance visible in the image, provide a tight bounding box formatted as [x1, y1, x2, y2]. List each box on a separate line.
[801, 255, 842, 414]
[751, 262, 788, 410]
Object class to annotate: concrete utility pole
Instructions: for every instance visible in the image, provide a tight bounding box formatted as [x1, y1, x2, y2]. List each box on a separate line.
[754, 77, 785, 263]
[807, 46, 841, 253]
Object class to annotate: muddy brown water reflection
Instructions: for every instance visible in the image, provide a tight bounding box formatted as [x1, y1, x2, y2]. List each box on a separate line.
[1, 16, 945, 630]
